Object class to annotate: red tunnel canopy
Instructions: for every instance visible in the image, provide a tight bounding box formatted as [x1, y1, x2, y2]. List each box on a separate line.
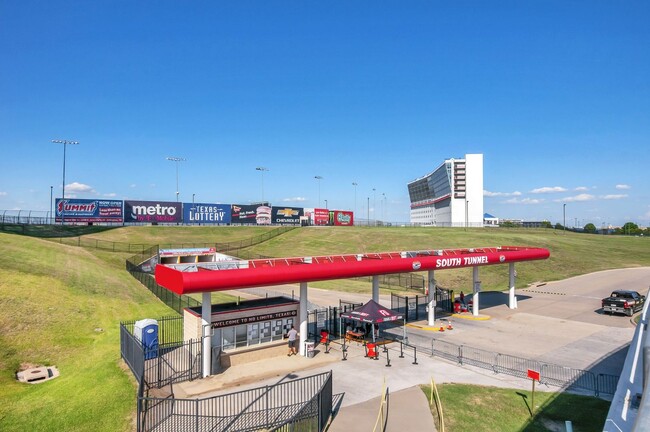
[154, 246, 550, 295]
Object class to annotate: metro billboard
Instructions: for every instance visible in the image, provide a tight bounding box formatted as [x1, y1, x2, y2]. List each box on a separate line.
[124, 200, 182, 223]
[55, 198, 123, 223]
[183, 203, 231, 224]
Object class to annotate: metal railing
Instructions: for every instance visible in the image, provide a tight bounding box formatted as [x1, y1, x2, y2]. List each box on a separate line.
[120, 317, 202, 388]
[137, 371, 333, 432]
[406, 338, 620, 397]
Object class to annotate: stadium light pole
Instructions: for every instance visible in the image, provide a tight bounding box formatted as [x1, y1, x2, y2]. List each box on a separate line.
[314, 176, 323, 208]
[52, 139, 80, 225]
[367, 197, 370, 226]
[382, 192, 386, 223]
[50, 185, 53, 224]
[563, 203, 566, 232]
[372, 188, 376, 226]
[352, 182, 358, 217]
[166, 156, 186, 202]
[255, 167, 269, 203]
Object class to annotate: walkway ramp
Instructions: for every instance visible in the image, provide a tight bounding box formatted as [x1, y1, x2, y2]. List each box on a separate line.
[329, 385, 437, 432]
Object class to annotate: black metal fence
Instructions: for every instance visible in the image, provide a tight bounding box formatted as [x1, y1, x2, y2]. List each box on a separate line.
[307, 301, 364, 341]
[391, 288, 454, 322]
[137, 371, 333, 432]
[353, 272, 426, 292]
[411, 338, 620, 397]
[120, 316, 202, 388]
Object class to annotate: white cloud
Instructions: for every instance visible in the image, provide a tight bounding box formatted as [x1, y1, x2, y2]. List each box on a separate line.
[484, 190, 522, 197]
[558, 194, 595, 202]
[602, 194, 627, 200]
[66, 182, 95, 193]
[615, 184, 631, 190]
[504, 197, 543, 204]
[103, 193, 117, 197]
[530, 186, 567, 194]
[0, 191, 7, 196]
[282, 197, 307, 202]
[574, 186, 589, 191]
[130, 184, 137, 188]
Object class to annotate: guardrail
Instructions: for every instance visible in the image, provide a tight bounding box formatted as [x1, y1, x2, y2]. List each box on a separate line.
[401, 338, 621, 398]
[606, 288, 650, 431]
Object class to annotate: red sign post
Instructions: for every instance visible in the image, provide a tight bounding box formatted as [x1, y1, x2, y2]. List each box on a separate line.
[527, 369, 540, 417]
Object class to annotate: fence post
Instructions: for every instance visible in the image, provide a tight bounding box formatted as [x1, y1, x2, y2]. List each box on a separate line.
[195, 398, 200, 432]
[459, 345, 463, 365]
[412, 345, 418, 365]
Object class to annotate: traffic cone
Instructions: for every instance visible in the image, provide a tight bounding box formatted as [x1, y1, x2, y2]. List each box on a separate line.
[447, 320, 453, 330]
[438, 323, 445, 332]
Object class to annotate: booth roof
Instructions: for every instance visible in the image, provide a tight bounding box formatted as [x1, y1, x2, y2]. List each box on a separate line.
[339, 299, 403, 324]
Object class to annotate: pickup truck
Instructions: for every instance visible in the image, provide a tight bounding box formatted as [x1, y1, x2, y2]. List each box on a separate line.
[601, 290, 646, 317]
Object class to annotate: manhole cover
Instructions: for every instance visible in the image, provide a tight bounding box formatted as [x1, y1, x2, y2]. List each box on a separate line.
[16, 366, 60, 384]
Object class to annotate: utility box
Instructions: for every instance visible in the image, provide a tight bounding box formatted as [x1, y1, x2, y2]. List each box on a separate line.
[134, 319, 159, 360]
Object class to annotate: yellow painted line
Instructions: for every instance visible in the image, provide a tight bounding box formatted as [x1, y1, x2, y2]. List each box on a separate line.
[451, 313, 491, 321]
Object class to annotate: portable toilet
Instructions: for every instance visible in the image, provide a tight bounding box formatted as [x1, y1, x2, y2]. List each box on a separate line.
[134, 319, 159, 360]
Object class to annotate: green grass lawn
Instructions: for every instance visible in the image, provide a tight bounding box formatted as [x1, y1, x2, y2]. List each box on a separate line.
[0, 233, 170, 432]
[422, 383, 610, 431]
[1, 225, 646, 431]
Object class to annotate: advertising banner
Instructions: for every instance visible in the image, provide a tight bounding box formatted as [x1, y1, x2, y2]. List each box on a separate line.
[271, 206, 304, 225]
[231, 204, 272, 225]
[332, 210, 354, 226]
[55, 198, 123, 223]
[310, 208, 329, 226]
[124, 200, 182, 223]
[183, 203, 231, 224]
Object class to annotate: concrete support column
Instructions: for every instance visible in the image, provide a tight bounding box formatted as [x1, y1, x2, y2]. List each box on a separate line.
[508, 262, 517, 309]
[299, 282, 308, 357]
[372, 275, 379, 303]
[472, 266, 480, 317]
[427, 270, 436, 326]
[201, 292, 212, 378]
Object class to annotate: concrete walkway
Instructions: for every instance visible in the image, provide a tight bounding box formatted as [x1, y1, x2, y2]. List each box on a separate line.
[329, 385, 437, 432]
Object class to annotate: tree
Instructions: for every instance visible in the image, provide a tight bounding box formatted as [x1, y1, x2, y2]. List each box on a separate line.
[622, 222, 640, 235]
[555, 223, 564, 230]
[541, 220, 552, 229]
[584, 223, 597, 233]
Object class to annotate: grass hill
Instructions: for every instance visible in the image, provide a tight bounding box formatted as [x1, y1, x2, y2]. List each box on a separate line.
[0, 225, 648, 431]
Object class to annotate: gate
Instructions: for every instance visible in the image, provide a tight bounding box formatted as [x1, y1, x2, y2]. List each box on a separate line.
[307, 301, 363, 341]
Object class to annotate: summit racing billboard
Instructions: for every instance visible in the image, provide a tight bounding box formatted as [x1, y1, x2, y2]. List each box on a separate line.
[183, 203, 231, 224]
[272, 206, 304, 225]
[124, 200, 182, 223]
[55, 198, 123, 223]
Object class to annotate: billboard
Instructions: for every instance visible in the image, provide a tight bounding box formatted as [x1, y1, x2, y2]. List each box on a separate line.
[231, 204, 272, 225]
[332, 210, 354, 226]
[124, 200, 182, 223]
[306, 208, 329, 226]
[55, 198, 123, 223]
[183, 203, 231, 224]
[271, 206, 304, 225]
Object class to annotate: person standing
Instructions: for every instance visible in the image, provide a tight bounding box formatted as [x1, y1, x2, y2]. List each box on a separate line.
[287, 325, 298, 356]
[460, 291, 465, 305]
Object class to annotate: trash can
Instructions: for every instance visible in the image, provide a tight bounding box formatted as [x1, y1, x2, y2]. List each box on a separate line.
[305, 341, 315, 358]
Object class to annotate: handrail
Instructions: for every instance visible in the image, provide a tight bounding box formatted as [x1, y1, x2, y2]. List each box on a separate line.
[373, 378, 390, 432]
[430, 376, 445, 432]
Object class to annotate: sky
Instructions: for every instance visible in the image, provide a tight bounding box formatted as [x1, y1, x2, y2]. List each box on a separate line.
[1, 1, 649, 227]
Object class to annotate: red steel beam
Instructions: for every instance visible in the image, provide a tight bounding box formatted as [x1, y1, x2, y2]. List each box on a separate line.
[155, 246, 550, 295]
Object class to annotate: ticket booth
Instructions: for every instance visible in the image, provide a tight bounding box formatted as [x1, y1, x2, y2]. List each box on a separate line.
[184, 297, 300, 366]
